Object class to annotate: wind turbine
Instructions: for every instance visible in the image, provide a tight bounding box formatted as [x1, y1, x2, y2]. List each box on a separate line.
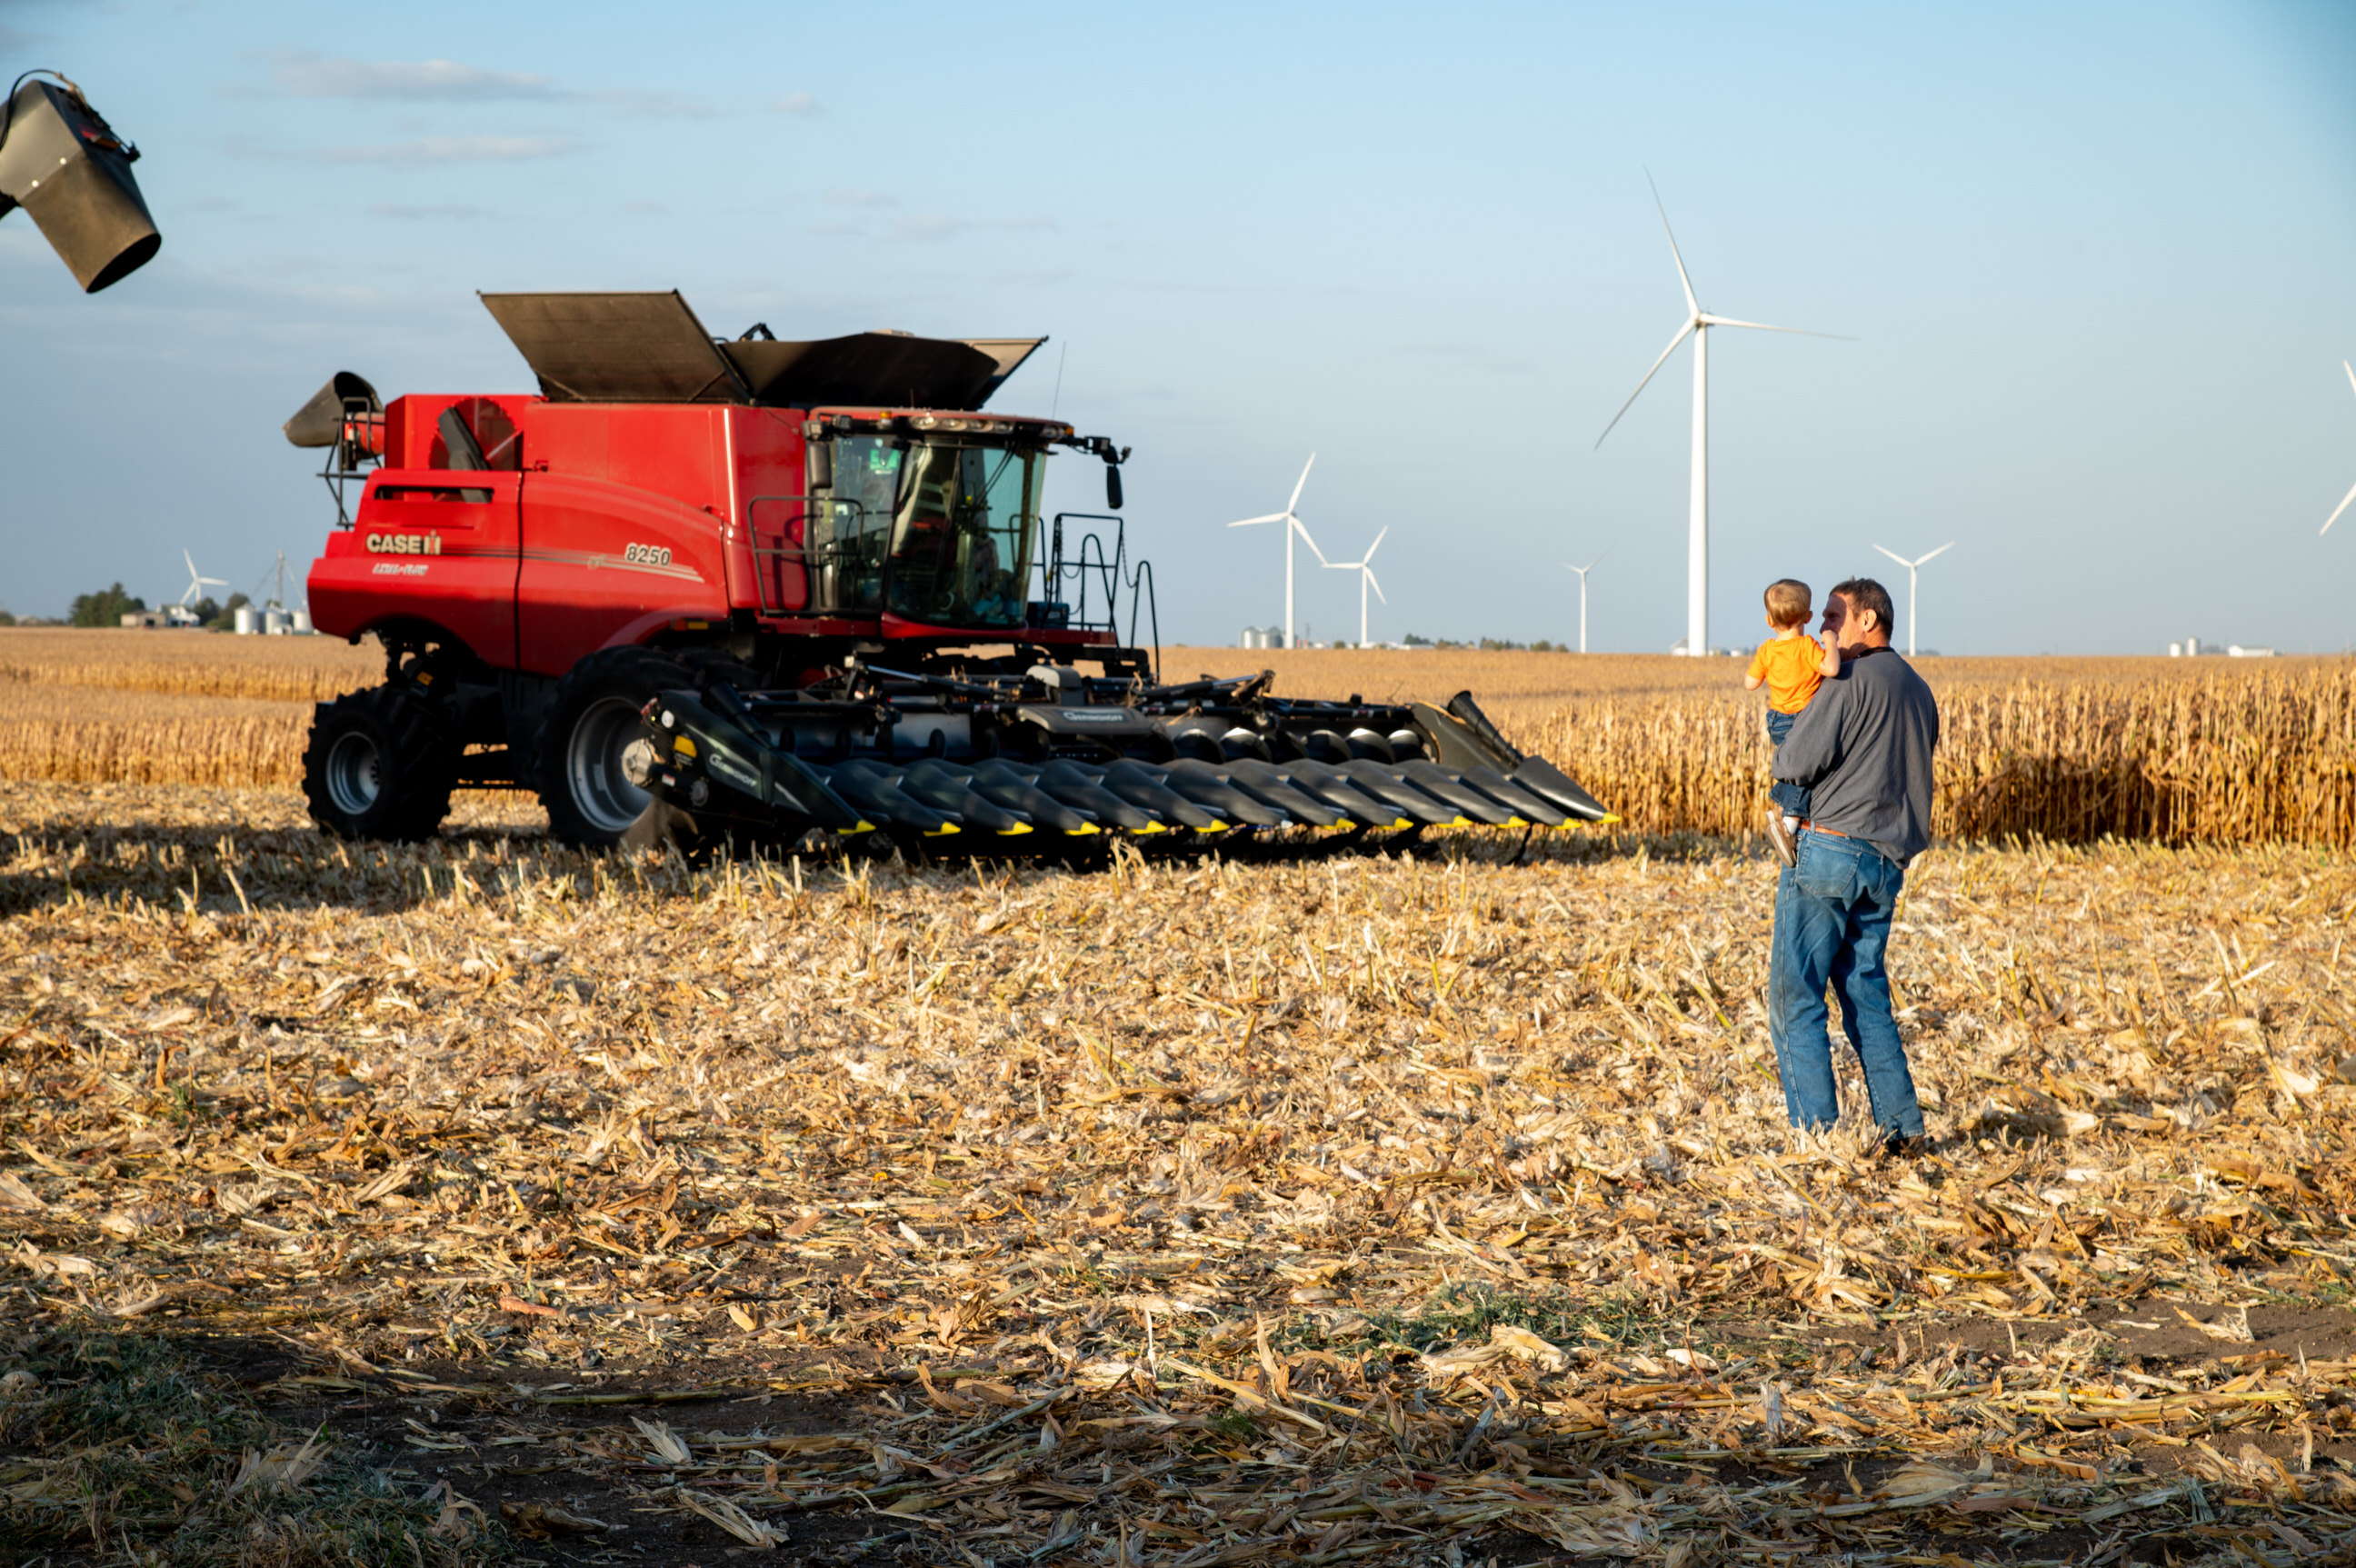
[1596, 175, 1844, 657]
[1324, 526, 1388, 646]
[1560, 550, 1609, 654]
[1228, 454, 1329, 649]
[2324, 361, 2356, 537]
[176, 550, 228, 615]
[1871, 542, 1954, 658]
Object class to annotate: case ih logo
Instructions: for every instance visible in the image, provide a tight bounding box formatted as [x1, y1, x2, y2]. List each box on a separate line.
[365, 533, 443, 555]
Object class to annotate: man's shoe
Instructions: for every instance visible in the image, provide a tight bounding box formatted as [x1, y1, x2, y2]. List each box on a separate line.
[1882, 1131, 1932, 1160]
[1763, 810, 1797, 868]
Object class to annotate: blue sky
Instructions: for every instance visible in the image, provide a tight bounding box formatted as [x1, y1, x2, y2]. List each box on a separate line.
[5, 0, 2353, 653]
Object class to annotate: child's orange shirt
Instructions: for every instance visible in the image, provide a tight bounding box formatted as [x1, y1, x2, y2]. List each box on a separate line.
[1748, 635, 1823, 715]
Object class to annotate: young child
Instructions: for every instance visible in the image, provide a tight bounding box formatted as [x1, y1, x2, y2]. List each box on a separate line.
[1743, 578, 1840, 866]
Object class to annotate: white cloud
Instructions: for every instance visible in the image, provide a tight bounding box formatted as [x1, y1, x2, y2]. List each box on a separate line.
[588, 88, 718, 119]
[889, 214, 1058, 243]
[771, 93, 820, 116]
[242, 52, 712, 116]
[370, 203, 488, 220]
[321, 135, 581, 167]
[263, 50, 561, 102]
[892, 214, 969, 243]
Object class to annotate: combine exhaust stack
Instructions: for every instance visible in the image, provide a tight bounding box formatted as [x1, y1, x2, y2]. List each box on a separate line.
[0, 73, 159, 293]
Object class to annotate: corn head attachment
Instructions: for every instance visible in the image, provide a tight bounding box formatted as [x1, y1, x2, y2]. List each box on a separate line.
[624, 664, 1615, 859]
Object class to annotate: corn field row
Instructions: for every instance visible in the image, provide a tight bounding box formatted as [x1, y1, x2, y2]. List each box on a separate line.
[1, 640, 2351, 847]
[1536, 664, 2356, 847]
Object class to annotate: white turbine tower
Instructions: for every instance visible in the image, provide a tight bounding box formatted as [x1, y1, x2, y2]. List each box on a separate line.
[1871, 542, 1954, 658]
[2324, 361, 2356, 537]
[1324, 526, 1388, 646]
[1560, 551, 1608, 654]
[177, 550, 228, 614]
[1228, 454, 1329, 649]
[1596, 176, 1843, 657]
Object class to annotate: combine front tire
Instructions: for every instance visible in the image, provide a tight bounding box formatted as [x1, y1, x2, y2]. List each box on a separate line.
[536, 646, 694, 847]
[302, 685, 458, 841]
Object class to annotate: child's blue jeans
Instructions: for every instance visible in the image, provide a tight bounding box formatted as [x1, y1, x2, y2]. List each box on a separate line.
[1766, 708, 1811, 818]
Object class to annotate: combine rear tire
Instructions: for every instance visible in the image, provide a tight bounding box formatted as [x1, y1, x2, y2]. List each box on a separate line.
[302, 685, 458, 841]
[536, 646, 694, 847]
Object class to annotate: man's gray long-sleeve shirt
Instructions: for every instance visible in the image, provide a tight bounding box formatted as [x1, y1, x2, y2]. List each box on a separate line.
[1773, 646, 1941, 865]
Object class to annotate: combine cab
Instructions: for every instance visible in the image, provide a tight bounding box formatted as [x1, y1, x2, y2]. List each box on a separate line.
[294, 292, 1613, 856]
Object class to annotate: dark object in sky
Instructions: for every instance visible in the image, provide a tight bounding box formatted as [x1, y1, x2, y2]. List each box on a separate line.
[0, 72, 160, 293]
[283, 372, 384, 451]
[478, 291, 1043, 409]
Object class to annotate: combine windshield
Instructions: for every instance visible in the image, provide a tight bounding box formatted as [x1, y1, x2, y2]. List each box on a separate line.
[814, 436, 1043, 628]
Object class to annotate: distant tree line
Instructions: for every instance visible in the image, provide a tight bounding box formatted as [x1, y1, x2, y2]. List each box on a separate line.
[59, 584, 250, 630]
[1401, 634, 1569, 652]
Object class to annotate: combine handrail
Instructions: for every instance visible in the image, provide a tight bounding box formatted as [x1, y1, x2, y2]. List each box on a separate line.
[1126, 559, 1161, 682]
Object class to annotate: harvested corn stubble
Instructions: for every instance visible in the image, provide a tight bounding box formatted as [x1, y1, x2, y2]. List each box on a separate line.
[0, 778, 2353, 1565]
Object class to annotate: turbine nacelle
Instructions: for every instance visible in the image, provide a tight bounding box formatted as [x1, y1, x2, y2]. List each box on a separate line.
[1869, 542, 1955, 660]
[1323, 525, 1389, 646]
[1592, 173, 1848, 656]
[1228, 454, 1329, 648]
[178, 549, 228, 610]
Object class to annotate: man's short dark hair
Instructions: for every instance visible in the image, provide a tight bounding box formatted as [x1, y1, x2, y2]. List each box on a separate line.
[1830, 576, 1896, 640]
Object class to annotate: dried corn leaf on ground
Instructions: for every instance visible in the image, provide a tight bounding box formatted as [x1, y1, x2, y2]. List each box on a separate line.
[2, 780, 2353, 1566]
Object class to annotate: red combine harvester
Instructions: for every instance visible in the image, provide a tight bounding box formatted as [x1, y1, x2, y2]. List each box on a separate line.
[293, 292, 1613, 856]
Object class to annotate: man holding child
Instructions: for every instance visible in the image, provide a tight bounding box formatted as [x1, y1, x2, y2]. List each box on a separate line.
[1749, 576, 1942, 1154]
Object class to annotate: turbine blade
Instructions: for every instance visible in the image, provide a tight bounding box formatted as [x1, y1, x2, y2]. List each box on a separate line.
[1917, 541, 1955, 564]
[2345, 360, 2355, 399]
[1323, 559, 1360, 572]
[1645, 169, 1700, 317]
[1363, 525, 1388, 563]
[1593, 319, 1696, 449]
[1287, 454, 1316, 514]
[1228, 513, 1286, 528]
[185, 549, 198, 577]
[1366, 569, 1386, 604]
[1699, 314, 1852, 340]
[2325, 476, 2356, 536]
[1289, 516, 1331, 566]
[1872, 544, 1909, 568]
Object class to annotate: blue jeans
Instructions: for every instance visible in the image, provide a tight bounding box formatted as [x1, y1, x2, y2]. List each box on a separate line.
[1764, 709, 1809, 817]
[1768, 828, 1923, 1137]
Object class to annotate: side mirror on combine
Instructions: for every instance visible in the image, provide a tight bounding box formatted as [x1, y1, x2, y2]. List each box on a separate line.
[0, 71, 160, 293]
[1105, 462, 1123, 512]
[808, 437, 834, 491]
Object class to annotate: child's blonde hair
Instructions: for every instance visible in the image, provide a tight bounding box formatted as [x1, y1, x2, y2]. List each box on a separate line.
[1764, 579, 1812, 629]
